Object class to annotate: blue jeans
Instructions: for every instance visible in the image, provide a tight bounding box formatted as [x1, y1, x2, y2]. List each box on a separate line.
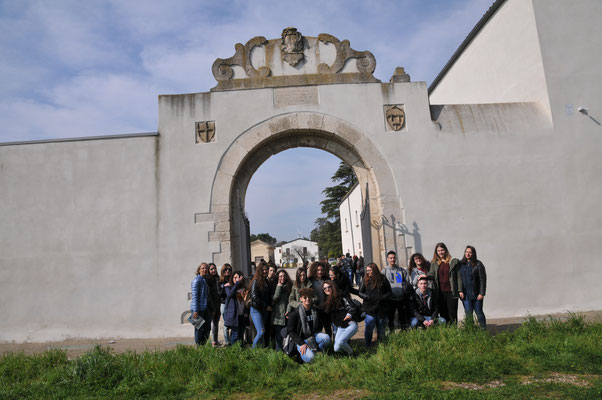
[221, 304, 230, 344]
[348, 270, 354, 284]
[463, 298, 486, 328]
[296, 333, 331, 363]
[334, 321, 358, 354]
[250, 307, 266, 348]
[410, 316, 446, 328]
[364, 313, 385, 347]
[355, 272, 362, 287]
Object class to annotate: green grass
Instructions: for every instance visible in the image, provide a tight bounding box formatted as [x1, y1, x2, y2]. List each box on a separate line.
[1, 315, 601, 399]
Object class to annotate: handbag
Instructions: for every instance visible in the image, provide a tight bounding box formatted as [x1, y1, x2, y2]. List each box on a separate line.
[281, 327, 296, 356]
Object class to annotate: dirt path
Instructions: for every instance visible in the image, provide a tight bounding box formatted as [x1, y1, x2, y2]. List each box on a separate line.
[1, 310, 600, 359]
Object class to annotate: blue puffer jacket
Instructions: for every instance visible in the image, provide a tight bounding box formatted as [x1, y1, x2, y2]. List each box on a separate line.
[190, 275, 208, 312]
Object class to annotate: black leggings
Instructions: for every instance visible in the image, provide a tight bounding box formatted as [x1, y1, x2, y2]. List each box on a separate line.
[438, 291, 458, 324]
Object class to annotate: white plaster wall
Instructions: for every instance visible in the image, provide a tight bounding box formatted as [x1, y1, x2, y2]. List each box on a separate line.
[429, 0, 551, 116]
[340, 184, 365, 257]
[0, 136, 195, 341]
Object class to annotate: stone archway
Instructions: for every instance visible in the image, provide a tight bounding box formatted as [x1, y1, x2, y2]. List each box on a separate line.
[209, 112, 404, 273]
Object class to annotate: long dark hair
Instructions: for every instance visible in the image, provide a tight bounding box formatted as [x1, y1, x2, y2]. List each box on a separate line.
[461, 245, 479, 266]
[322, 280, 343, 313]
[308, 261, 324, 281]
[219, 263, 232, 284]
[228, 270, 247, 288]
[250, 261, 268, 290]
[364, 262, 384, 289]
[277, 269, 293, 292]
[295, 268, 308, 289]
[408, 253, 428, 275]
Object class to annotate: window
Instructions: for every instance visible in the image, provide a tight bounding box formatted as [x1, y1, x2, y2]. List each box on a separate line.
[345, 218, 348, 232]
[355, 210, 359, 226]
[303, 247, 307, 255]
[358, 242, 361, 249]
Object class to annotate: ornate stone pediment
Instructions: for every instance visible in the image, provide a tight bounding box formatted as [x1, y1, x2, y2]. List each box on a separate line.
[211, 28, 379, 91]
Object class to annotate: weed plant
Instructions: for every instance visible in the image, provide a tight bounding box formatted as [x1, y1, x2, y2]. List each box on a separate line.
[1, 315, 600, 399]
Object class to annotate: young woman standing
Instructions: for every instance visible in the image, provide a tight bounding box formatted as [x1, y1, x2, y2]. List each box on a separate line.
[208, 263, 222, 346]
[249, 262, 271, 348]
[287, 268, 312, 313]
[223, 270, 245, 344]
[358, 263, 391, 347]
[218, 264, 233, 344]
[271, 269, 292, 350]
[308, 261, 331, 337]
[458, 246, 487, 329]
[428, 243, 461, 324]
[408, 253, 430, 289]
[322, 281, 358, 355]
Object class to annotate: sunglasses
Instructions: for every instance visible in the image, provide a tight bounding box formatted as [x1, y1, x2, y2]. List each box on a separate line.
[323, 286, 332, 290]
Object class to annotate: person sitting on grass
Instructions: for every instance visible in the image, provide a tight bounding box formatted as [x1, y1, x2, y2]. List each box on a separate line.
[409, 276, 446, 329]
[286, 288, 331, 363]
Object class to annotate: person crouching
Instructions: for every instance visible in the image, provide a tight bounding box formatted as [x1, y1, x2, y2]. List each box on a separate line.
[409, 276, 446, 328]
[286, 288, 331, 363]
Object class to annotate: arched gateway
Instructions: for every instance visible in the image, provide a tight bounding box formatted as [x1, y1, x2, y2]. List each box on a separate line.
[211, 112, 402, 274]
[170, 27, 420, 274]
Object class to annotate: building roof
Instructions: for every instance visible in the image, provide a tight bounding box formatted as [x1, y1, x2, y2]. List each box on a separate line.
[250, 239, 275, 249]
[338, 181, 360, 208]
[428, 0, 507, 94]
[280, 238, 317, 246]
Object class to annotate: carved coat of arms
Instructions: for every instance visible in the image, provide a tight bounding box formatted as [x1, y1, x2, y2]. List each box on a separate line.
[196, 121, 216, 143]
[385, 106, 406, 131]
[281, 27, 304, 67]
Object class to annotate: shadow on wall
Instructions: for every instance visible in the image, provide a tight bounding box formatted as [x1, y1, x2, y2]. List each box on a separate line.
[381, 215, 423, 261]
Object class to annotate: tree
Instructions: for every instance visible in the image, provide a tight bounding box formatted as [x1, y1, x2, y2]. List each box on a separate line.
[312, 162, 357, 258]
[250, 233, 277, 245]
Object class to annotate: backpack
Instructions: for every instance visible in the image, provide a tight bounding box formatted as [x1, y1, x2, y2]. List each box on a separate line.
[350, 298, 365, 322]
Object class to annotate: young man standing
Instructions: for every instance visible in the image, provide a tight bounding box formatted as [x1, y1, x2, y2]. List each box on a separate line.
[286, 288, 331, 363]
[383, 251, 411, 330]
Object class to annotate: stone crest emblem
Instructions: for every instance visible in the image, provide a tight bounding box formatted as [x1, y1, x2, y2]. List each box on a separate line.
[195, 121, 216, 143]
[385, 106, 406, 131]
[281, 27, 304, 67]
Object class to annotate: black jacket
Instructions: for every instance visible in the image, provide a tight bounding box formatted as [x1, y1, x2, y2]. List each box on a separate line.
[358, 277, 391, 315]
[286, 306, 321, 346]
[250, 278, 270, 311]
[409, 288, 440, 322]
[326, 296, 356, 328]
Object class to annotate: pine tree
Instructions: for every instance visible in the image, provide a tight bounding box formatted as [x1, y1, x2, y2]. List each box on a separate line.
[311, 161, 357, 257]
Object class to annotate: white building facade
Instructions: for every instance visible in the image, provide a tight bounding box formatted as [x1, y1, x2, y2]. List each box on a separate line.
[275, 238, 319, 267]
[339, 183, 372, 261]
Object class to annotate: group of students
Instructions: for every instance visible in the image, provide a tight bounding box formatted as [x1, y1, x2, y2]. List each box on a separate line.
[189, 242, 487, 363]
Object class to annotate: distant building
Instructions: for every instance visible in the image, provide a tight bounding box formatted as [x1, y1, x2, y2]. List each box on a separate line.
[339, 182, 372, 261]
[250, 240, 275, 264]
[274, 238, 319, 266]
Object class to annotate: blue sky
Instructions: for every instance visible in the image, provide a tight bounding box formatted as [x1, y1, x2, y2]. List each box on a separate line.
[0, 0, 494, 242]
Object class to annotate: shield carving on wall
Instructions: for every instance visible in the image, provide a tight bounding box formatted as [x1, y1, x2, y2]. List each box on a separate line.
[195, 121, 216, 143]
[385, 106, 405, 131]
